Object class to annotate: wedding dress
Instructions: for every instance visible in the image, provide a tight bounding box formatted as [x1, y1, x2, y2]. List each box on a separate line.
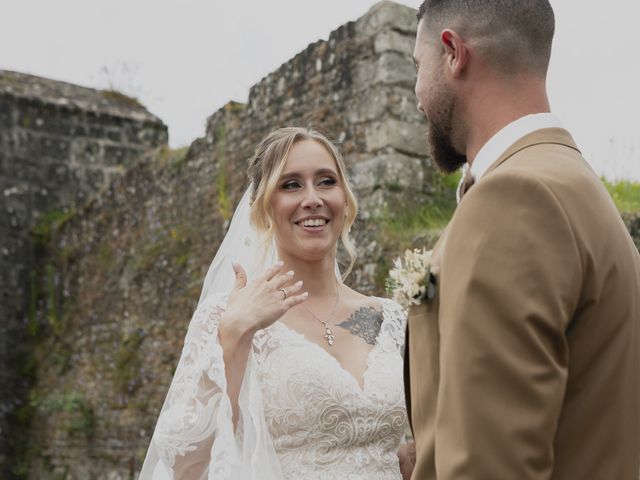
[141, 293, 408, 480]
[139, 187, 408, 480]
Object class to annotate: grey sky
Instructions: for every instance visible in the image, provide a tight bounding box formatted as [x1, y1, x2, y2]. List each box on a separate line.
[1, 0, 638, 181]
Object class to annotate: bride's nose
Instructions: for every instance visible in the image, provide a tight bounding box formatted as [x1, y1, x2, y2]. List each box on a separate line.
[301, 186, 322, 210]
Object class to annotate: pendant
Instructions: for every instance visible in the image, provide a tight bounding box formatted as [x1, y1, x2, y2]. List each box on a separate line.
[323, 324, 335, 347]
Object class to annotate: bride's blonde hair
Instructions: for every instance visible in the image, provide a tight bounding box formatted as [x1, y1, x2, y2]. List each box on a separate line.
[247, 127, 358, 279]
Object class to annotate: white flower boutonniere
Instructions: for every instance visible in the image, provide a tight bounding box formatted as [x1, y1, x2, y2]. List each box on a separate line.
[386, 248, 439, 309]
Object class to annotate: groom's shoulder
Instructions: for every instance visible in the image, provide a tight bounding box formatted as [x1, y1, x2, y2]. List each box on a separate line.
[481, 141, 610, 211]
[456, 144, 627, 251]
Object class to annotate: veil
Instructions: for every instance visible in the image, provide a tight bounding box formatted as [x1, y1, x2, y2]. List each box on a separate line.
[138, 184, 340, 479]
[197, 186, 277, 307]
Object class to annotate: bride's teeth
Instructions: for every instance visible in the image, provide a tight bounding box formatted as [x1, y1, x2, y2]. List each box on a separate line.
[301, 218, 326, 227]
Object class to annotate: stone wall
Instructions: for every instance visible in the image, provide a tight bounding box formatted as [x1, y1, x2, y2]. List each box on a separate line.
[0, 70, 167, 478]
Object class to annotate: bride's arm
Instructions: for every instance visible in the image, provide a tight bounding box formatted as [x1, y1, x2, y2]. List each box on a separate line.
[145, 263, 305, 479]
[218, 261, 307, 429]
[218, 313, 255, 429]
[148, 295, 233, 479]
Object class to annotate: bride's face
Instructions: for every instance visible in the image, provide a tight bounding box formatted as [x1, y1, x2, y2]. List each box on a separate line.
[270, 139, 346, 262]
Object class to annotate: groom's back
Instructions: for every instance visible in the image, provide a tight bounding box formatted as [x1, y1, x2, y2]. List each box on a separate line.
[504, 139, 640, 479]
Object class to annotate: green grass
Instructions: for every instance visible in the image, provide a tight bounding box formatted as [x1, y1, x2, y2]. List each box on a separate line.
[381, 197, 456, 246]
[379, 170, 460, 251]
[602, 178, 640, 213]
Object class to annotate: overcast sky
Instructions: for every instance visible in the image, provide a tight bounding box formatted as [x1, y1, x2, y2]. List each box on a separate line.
[1, 0, 638, 181]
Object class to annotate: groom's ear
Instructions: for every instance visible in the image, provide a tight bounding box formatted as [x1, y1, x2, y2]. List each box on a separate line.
[440, 29, 468, 78]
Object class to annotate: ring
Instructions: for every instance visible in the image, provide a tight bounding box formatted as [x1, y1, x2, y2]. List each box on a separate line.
[278, 288, 287, 300]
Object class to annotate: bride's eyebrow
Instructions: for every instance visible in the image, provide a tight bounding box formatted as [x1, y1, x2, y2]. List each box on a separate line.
[279, 172, 301, 181]
[279, 168, 338, 180]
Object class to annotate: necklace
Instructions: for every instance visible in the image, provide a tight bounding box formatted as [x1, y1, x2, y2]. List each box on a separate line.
[302, 283, 340, 347]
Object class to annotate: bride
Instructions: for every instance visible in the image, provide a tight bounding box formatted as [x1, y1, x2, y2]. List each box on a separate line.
[139, 127, 414, 479]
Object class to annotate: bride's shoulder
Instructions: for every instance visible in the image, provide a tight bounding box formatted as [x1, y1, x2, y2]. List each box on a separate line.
[340, 286, 405, 320]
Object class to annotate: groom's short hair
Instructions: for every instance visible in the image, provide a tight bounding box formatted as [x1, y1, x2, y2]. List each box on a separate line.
[417, 0, 555, 76]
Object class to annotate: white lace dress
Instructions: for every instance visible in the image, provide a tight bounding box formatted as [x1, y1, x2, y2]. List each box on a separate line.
[139, 294, 408, 480]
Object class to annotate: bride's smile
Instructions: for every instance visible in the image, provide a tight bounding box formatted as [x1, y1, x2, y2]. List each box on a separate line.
[295, 215, 330, 233]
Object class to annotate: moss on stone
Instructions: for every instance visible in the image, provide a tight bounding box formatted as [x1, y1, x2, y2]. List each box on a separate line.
[99, 89, 143, 109]
[158, 145, 189, 173]
[31, 390, 95, 437]
[98, 243, 114, 268]
[51, 349, 73, 376]
[114, 328, 146, 394]
[132, 223, 194, 273]
[27, 271, 39, 338]
[225, 101, 246, 113]
[30, 208, 77, 246]
[215, 124, 232, 221]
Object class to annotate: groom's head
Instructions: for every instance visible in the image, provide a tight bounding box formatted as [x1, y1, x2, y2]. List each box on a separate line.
[413, 0, 555, 173]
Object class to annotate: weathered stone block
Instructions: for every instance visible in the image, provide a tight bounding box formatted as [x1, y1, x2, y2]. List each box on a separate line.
[355, 1, 417, 37]
[374, 29, 416, 55]
[351, 152, 425, 193]
[103, 145, 146, 167]
[365, 118, 428, 156]
[71, 140, 103, 164]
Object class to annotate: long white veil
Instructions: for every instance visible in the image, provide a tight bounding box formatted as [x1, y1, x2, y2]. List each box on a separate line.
[138, 185, 281, 480]
[197, 186, 277, 306]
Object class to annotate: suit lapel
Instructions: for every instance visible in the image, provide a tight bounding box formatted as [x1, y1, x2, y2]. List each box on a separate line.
[404, 224, 451, 433]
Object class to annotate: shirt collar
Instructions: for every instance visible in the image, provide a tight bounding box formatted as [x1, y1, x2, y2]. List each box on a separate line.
[471, 112, 564, 181]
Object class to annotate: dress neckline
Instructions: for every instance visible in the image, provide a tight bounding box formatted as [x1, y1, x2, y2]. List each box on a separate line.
[273, 297, 390, 394]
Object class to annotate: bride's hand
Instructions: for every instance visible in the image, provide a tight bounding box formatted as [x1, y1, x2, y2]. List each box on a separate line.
[397, 442, 416, 480]
[221, 261, 307, 335]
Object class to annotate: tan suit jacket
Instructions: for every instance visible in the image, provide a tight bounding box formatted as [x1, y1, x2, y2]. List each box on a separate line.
[405, 128, 640, 479]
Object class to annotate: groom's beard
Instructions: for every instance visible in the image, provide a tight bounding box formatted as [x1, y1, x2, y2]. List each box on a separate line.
[425, 86, 467, 174]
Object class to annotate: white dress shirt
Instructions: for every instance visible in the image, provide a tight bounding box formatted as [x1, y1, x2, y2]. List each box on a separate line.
[456, 113, 564, 203]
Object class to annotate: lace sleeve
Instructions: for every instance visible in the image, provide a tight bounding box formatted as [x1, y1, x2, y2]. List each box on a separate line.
[379, 298, 408, 355]
[138, 293, 283, 480]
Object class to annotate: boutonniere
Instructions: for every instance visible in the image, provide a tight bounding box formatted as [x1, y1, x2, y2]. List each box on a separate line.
[386, 248, 439, 309]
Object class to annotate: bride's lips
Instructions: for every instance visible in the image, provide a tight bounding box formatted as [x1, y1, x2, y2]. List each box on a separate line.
[294, 215, 331, 234]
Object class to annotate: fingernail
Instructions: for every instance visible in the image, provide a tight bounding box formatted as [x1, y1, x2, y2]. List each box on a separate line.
[287, 270, 294, 276]
[302, 292, 309, 298]
[295, 280, 303, 287]
[275, 261, 284, 267]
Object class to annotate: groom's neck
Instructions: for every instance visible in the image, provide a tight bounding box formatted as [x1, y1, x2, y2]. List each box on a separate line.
[464, 75, 551, 166]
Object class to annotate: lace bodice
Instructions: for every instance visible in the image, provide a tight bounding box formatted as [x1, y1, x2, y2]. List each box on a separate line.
[139, 295, 408, 480]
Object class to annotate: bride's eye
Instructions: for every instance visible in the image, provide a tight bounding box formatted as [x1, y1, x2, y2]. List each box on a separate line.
[318, 177, 337, 187]
[282, 180, 301, 190]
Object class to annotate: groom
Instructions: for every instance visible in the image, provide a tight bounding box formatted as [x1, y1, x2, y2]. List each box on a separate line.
[405, 1, 640, 479]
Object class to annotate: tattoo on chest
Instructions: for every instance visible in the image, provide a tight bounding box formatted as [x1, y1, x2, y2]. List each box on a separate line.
[336, 307, 383, 346]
